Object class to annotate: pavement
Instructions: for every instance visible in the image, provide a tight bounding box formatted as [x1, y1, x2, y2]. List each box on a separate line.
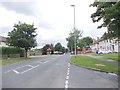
[81, 54, 118, 66]
[2, 54, 118, 88]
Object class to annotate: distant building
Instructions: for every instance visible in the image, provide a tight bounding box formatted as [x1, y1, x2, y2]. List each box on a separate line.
[90, 37, 119, 53]
[0, 36, 8, 47]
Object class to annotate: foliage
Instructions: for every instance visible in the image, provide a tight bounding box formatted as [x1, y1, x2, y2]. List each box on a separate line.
[90, 1, 120, 38]
[78, 37, 93, 48]
[6, 22, 37, 57]
[1, 47, 24, 57]
[54, 43, 63, 52]
[50, 44, 54, 54]
[66, 28, 82, 51]
[42, 44, 50, 55]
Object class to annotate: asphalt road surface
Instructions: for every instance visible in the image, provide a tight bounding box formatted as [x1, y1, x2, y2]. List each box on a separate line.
[2, 54, 118, 88]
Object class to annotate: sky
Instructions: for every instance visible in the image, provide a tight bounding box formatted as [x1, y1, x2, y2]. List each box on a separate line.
[0, 0, 107, 48]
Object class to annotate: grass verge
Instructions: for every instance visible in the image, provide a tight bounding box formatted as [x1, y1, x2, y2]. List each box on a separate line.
[0, 57, 32, 65]
[71, 55, 118, 73]
[88, 53, 119, 61]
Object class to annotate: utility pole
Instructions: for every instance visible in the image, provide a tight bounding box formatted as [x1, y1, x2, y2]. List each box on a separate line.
[71, 5, 76, 56]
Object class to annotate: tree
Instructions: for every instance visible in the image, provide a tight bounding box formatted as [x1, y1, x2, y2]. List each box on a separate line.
[78, 37, 93, 48]
[50, 44, 54, 54]
[90, 1, 120, 38]
[42, 44, 54, 55]
[55, 43, 62, 52]
[66, 28, 82, 51]
[42, 44, 50, 55]
[6, 22, 37, 57]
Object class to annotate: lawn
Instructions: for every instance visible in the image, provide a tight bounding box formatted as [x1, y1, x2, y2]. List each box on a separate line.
[0, 57, 32, 65]
[98, 53, 119, 61]
[71, 55, 118, 73]
[88, 53, 119, 61]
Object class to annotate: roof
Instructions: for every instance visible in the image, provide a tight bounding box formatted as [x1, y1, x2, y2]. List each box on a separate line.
[0, 36, 6, 42]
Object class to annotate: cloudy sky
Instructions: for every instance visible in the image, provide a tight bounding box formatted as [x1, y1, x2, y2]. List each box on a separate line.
[0, 0, 107, 48]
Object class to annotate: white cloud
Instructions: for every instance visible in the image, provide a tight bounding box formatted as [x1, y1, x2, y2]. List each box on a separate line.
[0, 0, 106, 48]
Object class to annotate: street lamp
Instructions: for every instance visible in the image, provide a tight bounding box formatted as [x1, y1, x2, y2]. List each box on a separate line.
[71, 4, 76, 56]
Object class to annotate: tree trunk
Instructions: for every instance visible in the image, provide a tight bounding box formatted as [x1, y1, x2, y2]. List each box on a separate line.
[25, 49, 28, 58]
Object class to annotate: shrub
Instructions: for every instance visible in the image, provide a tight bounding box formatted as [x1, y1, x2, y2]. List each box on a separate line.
[1, 47, 25, 58]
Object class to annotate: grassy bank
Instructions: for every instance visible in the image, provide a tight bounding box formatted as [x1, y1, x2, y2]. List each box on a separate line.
[71, 55, 118, 73]
[0, 57, 32, 65]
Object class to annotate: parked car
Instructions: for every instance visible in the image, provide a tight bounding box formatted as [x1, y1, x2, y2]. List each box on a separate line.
[98, 50, 112, 54]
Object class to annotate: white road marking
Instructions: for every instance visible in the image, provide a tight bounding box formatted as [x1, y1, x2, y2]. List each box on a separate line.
[28, 65, 34, 68]
[13, 70, 20, 74]
[21, 65, 39, 74]
[108, 73, 118, 76]
[67, 69, 70, 73]
[68, 68, 70, 70]
[4, 65, 29, 74]
[68, 63, 70, 67]
[65, 63, 70, 89]
[66, 76, 69, 80]
[66, 80, 68, 84]
[67, 72, 69, 75]
[65, 84, 68, 88]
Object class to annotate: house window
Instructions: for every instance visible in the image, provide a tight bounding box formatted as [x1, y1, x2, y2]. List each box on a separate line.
[110, 46, 111, 50]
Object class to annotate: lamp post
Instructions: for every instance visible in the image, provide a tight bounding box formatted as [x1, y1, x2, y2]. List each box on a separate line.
[71, 4, 76, 56]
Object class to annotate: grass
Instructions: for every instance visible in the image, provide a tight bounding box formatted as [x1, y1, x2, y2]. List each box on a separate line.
[87, 53, 119, 61]
[71, 55, 118, 73]
[0, 57, 32, 65]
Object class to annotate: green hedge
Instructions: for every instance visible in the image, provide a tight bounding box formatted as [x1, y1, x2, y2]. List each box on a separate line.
[0, 47, 25, 57]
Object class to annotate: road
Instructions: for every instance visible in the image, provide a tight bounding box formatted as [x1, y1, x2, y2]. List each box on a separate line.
[2, 54, 118, 88]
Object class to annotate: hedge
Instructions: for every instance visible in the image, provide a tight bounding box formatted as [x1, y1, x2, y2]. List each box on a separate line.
[0, 47, 25, 58]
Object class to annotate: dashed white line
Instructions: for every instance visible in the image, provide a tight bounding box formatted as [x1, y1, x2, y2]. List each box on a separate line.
[67, 72, 69, 75]
[65, 63, 70, 89]
[68, 68, 70, 70]
[66, 76, 69, 80]
[66, 80, 68, 84]
[65, 84, 68, 88]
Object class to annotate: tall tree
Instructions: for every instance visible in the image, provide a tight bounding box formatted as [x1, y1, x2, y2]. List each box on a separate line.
[55, 43, 62, 52]
[66, 28, 82, 51]
[90, 1, 120, 38]
[6, 22, 37, 57]
[50, 44, 54, 54]
[78, 37, 93, 48]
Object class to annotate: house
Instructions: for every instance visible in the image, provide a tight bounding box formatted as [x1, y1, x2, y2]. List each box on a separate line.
[90, 37, 119, 53]
[0, 36, 8, 47]
[90, 38, 99, 53]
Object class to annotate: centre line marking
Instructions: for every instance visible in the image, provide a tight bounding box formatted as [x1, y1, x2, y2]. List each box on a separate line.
[65, 84, 68, 88]
[66, 76, 69, 80]
[66, 80, 68, 84]
[67, 72, 69, 75]
[65, 63, 70, 89]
